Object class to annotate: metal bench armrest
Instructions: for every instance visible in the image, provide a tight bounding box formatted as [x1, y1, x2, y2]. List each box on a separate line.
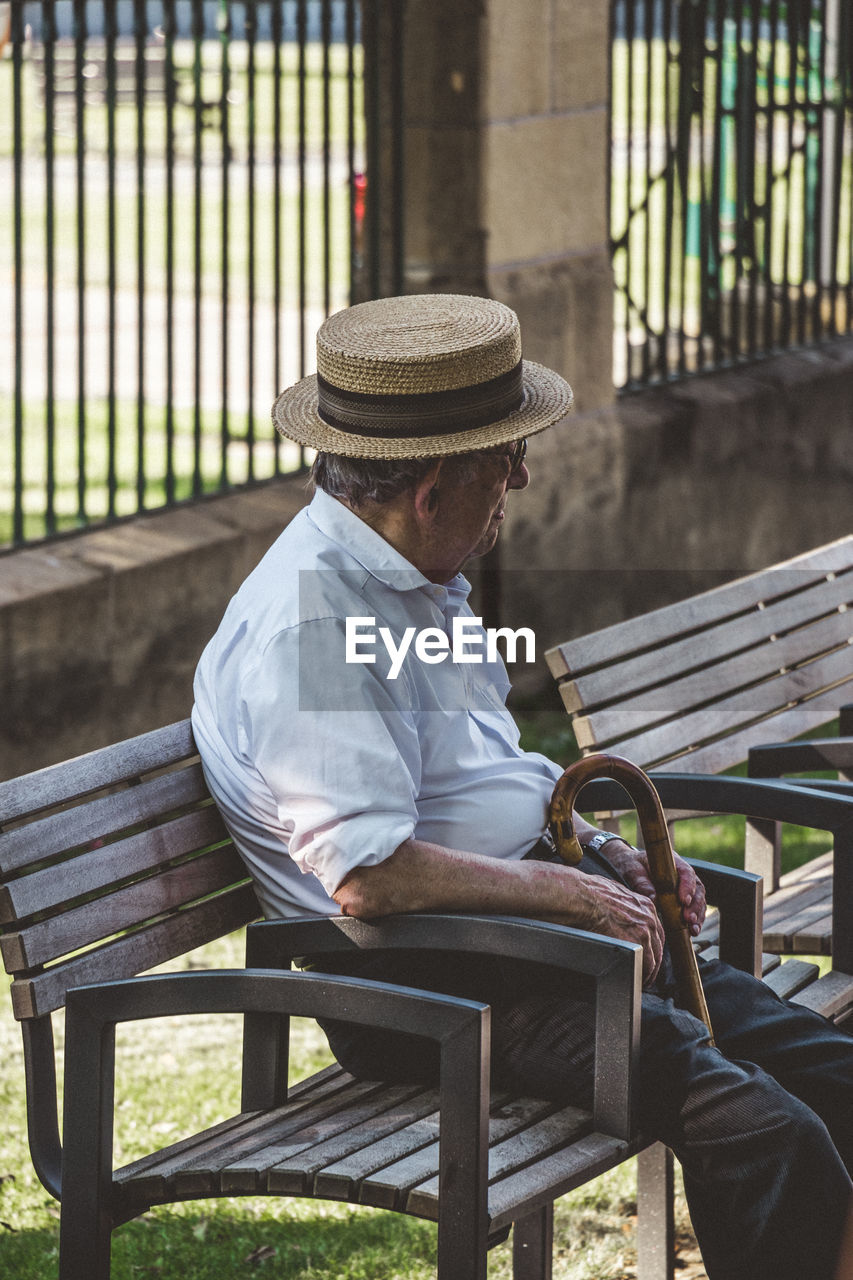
[247, 913, 642, 1141]
[59, 968, 490, 1260]
[749, 739, 853, 776]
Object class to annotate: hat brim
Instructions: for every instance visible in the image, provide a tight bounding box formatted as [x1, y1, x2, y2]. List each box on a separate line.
[271, 359, 573, 459]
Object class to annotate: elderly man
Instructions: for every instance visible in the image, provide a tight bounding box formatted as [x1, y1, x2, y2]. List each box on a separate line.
[193, 294, 853, 1280]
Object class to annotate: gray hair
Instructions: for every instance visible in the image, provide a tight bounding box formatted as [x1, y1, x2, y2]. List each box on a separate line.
[311, 450, 480, 507]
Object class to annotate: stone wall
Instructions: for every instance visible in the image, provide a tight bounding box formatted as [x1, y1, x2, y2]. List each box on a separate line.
[0, 478, 309, 779]
[397, 0, 614, 418]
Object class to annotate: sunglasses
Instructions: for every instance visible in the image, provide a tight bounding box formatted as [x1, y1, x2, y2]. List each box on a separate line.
[506, 437, 528, 475]
[478, 437, 527, 475]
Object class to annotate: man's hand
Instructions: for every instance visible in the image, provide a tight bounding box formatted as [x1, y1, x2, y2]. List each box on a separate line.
[335, 838, 669, 987]
[570, 873, 666, 986]
[602, 840, 707, 937]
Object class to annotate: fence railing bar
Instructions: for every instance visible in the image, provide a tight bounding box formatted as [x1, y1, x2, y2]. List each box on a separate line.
[346, 0, 357, 305]
[364, 0, 381, 304]
[764, 0, 780, 354]
[12, 0, 24, 543]
[391, 2, 404, 296]
[810, 0, 824, 342]
[43, 0, 57, 536]
[105, 0, 118, 520]
[840, 26, 845, 330]
[625, 0, 636, 382]
[640, 0, 652, 384]
[246, 4, 257, 479]
[828, 0, 846, 337]
[191, 0, 204, 498]
[272, 0, 283, 474]
[134, 0, 147, 511]
[164, 0, 177, 506]
[661, 0, 675, 381]
[741, 0, 758, 356]
[220, 1, 232, 491]
[673, 1, 690, 378]
[708, 1, 725, 371]
[298, 0, 308, 379]
[322, 0, 332, 317]
[74, 0, 87, 527]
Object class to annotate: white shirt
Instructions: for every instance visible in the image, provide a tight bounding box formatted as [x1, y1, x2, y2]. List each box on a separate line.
[192, 487, 562, 919]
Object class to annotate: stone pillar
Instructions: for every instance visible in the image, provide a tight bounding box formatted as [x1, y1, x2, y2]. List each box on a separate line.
[391, 0, 614, 413]
[480, 0, 614, 417]
[385, 0, 618, 662]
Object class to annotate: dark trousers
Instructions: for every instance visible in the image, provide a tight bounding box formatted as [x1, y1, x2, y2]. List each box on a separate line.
[312, 946, 853, 1280]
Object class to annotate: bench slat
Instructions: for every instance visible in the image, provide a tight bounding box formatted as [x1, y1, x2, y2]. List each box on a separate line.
[594, 652, 853, 768]
[115, 1067, 354, 1206]
[9, 882, 259, 1019]
[316, 1111, 442, 1204]
[0, 720, 196, 823]
[0, 764, 211, 874]
[558, 572, 853, 714]
[172, 1079, 391, 1199]
[761, 876, 833, 929]
[761, 959, 821, 999]
[546, 537, 853, 678]
[765, 910, 833, 955]
[245, 1086, 433, 1196]
[647, 685, 853, 774]
[356, 1097, 574, 1213]
[789, 970, 853, 1019]
[404, 1104, 593, 1220]
[484, 1132, 630, 1232]
[2, 846, 248, 972]
[571, 607, 853, 746]
[0, 806, 229, 925]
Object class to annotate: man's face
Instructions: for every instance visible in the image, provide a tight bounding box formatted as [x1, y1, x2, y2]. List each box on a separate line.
[435, 440, 529, 576]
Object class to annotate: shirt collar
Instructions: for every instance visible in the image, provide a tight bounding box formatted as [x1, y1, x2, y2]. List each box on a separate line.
[306, 487, 471, 604]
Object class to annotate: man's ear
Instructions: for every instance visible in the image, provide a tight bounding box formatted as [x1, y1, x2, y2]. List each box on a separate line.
[412, 459, 444, 521]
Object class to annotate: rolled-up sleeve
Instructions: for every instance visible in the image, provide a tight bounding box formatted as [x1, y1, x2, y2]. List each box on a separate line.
[243, 617, 422, 897]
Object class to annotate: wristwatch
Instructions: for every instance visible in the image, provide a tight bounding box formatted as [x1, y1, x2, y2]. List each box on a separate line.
[581, 830, 625, 855]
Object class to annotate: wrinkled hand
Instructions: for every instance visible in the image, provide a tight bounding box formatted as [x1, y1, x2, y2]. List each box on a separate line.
[574, 875, 666, 986]
[604, 842, 707, 937]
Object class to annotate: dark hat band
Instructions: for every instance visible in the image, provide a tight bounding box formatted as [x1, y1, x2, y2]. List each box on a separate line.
[316, 360, 524, 440]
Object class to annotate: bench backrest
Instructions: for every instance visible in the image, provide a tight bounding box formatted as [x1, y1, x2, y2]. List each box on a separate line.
[545, 536, 853, 773]
[0, 720, 259, 1022]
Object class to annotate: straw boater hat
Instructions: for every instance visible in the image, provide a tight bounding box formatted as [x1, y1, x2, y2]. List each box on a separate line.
[272, 293, 573, 459]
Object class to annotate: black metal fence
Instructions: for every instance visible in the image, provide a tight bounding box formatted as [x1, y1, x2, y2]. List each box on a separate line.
[612, 0, 853, 389]
[4, 0, 391, 548]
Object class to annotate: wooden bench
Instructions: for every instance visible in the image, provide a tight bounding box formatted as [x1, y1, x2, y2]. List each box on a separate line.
[545, 534, 853, 960]
[2, 720, 852, 1280]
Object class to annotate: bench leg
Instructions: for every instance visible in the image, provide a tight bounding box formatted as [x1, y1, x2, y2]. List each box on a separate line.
[745, 816, 782, 892]
[59, 1207, 112, 1280]
[637, 1143, 674, 1280]
[513, 1204, 553, 1280]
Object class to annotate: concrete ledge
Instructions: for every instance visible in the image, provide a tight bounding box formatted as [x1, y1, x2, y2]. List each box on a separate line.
[0, 475, 310, 779]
